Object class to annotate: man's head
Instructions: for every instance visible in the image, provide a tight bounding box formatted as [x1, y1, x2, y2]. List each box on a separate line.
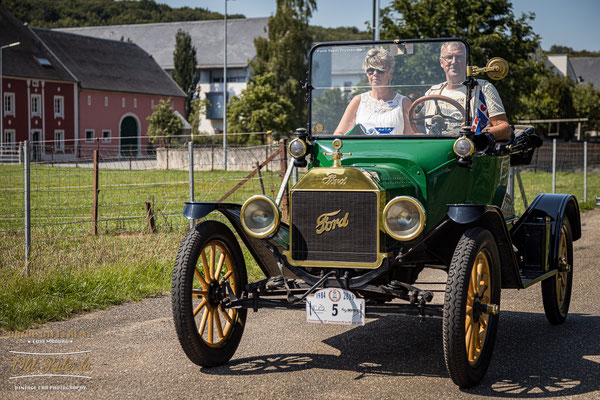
[363, 48, 395, 87]
[440, 41, 467, 86]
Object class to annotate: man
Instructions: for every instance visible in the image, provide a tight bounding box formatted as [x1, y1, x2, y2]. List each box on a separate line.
[424, 41, 511, 141]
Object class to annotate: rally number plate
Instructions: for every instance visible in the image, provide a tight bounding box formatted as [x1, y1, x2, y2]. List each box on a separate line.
[306, 288, 365, 326]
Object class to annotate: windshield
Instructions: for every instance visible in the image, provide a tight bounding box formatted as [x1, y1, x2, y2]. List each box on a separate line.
[309, 40, 471, 137]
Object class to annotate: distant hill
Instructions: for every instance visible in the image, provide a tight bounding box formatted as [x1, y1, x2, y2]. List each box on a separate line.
[548, 45, 600, 57]
[1, 0, 244, 28]
[1, 0, 370, 42]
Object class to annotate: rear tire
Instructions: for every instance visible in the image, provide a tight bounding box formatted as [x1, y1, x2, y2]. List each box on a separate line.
[172, 221, 247, 367]
[443, 228, 501, 388]
[541, 218, 573, 325]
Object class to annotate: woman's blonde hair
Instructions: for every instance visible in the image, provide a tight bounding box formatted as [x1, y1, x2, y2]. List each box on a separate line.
[362, 47, 395, 72]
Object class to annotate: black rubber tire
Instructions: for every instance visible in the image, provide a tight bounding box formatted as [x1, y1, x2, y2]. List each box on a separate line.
[541, 218, 573, 325]
[443, 228, 501, 388]
[172, 220, 247, 367]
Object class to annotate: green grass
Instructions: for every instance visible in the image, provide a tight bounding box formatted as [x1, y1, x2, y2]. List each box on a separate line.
[1, 163, 597, 331]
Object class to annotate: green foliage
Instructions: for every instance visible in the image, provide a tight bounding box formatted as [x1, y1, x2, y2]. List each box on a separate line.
[548, 45, 600, 57]
[2, 0, 245, 28]
[307, 25, 370, 42]
[172, 29, 198, 117]
[380, 0, 544, 119]
[228, 1, 316, 140]
[572, 83, 600, 127]
[146, 99, 183, 146]
[228, 72, 295, 143]
[311, 88, 351, 135]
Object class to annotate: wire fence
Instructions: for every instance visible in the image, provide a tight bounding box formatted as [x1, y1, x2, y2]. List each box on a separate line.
[0, 135, 288, 273]
[1, 136, 600, 273]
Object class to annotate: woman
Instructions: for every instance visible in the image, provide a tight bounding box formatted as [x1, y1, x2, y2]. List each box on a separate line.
[334, 47, 415, 135]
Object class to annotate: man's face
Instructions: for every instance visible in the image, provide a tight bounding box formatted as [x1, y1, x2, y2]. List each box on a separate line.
[440, 45, 466, 84]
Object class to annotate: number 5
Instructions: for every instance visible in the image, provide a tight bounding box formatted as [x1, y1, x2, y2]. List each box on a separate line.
[332, 304, 338, 316]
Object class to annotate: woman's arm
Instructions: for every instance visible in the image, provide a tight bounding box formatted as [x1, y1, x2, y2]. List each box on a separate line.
[334, 95, 361, 135]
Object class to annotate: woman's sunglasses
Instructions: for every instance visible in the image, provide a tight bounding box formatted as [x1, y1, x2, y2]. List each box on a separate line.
[366, 68, 385, 75]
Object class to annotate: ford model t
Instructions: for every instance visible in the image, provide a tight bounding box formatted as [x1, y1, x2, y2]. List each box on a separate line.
[171, 38, 581, 387]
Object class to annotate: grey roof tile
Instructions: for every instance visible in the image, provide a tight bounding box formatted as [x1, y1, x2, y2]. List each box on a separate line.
[570, 57, 600, 89]
[56, 18, 269, 69]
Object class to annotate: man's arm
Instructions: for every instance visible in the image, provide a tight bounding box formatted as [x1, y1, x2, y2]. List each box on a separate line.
[484, 114, 511, 141]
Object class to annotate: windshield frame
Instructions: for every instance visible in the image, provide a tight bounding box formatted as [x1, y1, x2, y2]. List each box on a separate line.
[307, 37, 472, 139]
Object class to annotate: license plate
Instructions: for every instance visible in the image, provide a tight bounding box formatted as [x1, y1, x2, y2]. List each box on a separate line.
[306, 288, 365, 326]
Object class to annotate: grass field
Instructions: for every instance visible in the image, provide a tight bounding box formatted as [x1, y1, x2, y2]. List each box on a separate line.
[1, 163, 598, 331]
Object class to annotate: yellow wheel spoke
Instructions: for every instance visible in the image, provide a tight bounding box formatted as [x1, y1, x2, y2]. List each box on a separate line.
[192, 289, 208, 298]
[194, 268, 208, 288]
[207, 308, 214, 344]
[209, 245, 216, 281]
[221, 270, 233, 283]
[193, 299, 207, 317]
[198, 308, 209, 335]
[219, 305, 233, 324]
[200, 250, 212, 282]
[214, 253, 225, 281]
[214, 310, 224, 340]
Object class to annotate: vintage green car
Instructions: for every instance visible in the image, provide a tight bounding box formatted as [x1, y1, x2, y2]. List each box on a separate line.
[171, 38, 581, 388]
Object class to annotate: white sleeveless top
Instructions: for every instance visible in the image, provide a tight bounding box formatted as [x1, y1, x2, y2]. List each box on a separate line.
[355, 92, 406, 135]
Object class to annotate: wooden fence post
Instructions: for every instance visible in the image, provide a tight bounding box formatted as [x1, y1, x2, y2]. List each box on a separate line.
[145, 201, 156, 233]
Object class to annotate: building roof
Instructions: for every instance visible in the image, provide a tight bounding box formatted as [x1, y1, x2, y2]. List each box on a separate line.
[0, 6, 75, 82]
[546, 54, 578, 82]
[570, 57, 600, 89]
[32, 28, 186, 97]
[56, 18, 269, 70]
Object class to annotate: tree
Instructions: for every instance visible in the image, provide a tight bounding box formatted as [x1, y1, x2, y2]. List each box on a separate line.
[227, 72, 295, 143]
[228, 0, 316, 141]
[172, 29, 198, 117]
[380, 0, 544, 119]
[146, 99, 183, 146]
[572, 83, 600, 132]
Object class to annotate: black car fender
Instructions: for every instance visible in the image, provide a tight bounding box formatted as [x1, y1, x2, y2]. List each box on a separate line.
[510, 193, 581, 270]
[446, 204, 523, 289]
[182, 202, 283, 278]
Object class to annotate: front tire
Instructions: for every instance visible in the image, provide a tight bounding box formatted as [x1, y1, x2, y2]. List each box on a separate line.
[541, 218, 573, 324]
[443, 228, 501, 388]
[172, 220, 248, 367]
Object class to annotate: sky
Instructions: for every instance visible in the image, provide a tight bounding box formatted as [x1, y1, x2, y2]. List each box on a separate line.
[162, 0, 600, 52]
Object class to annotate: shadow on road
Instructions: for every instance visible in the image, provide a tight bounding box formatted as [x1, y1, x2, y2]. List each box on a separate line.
[203, 311, 600, 397]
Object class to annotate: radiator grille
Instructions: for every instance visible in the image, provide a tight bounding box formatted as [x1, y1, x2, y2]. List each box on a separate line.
[290, 191, 378, 263]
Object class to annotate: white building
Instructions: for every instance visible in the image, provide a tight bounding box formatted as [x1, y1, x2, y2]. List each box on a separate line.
[57, 18, 269, 135]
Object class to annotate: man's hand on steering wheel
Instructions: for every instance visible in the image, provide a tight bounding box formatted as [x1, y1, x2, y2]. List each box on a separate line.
[407, 95, 465, 134]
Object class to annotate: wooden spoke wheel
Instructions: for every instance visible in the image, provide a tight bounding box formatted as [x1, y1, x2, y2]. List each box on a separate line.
[172, 221, 247, 367]
[443, 228, 501, 388]
[542, 218, 573, 324]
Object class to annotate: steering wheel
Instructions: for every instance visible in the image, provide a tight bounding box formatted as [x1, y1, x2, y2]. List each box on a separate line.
[407, 95, 466, 134]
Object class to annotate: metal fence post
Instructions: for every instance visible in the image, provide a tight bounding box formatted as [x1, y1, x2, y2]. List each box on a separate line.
[24, 140, 31, 275]
[189, 141, 195, 229]
[552, 138, 557, 194]
[92, 150, 99, 235]
[584, 140, 588, 202]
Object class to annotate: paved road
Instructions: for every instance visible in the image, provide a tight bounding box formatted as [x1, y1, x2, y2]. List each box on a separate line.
[2, 210, 600, 399]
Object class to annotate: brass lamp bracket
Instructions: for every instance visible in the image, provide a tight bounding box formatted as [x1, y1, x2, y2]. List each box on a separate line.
[467, 57, 509, 80]
[323, 138, 351, 168]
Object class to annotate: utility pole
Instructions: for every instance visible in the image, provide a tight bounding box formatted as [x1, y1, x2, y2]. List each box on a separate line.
[223, 0, 228, 170]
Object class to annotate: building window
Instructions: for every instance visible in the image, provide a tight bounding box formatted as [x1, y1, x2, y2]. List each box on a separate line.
[31, 94, 41, 116]
[105, 96, 108, 107]
[85, 129, 95, 143]
[133, 98, 137, 108]
[206, 92, 226, 120]
[54, 96, 64, 118]
[102, 130, 111, 143]
[4, 93, 15, 116]
[151, 99, 155, 108]
[88, 95, 92, 106]
[122, 98, 126, 108]
[55, 130, 64, 151]
[3, 129, 16, 150]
